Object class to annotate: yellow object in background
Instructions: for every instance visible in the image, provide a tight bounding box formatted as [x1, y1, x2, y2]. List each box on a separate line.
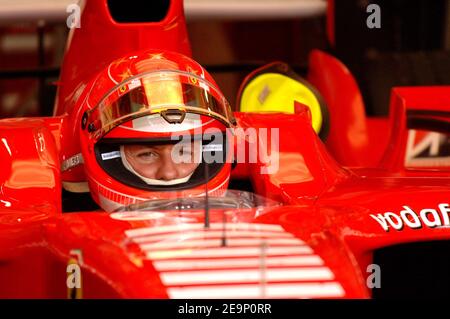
[239, 72, 325, 134]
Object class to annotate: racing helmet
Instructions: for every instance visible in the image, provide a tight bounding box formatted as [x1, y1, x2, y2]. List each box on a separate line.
[79, 51, 235, 211]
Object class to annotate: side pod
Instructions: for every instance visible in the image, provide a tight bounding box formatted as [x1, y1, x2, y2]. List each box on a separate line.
[0, 117, 62, 214]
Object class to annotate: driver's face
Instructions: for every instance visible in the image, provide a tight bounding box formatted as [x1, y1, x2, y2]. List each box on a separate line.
[123, 141, 200, 180]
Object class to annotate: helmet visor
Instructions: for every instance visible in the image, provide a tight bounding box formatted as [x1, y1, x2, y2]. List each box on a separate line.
[85, 70, 234, 140]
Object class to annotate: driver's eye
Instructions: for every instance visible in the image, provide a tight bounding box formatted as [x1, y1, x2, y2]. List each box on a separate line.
[136, 151, 158, 161]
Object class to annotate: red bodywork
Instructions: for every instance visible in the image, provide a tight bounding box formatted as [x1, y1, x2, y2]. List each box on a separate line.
[1, 0, 450, 298]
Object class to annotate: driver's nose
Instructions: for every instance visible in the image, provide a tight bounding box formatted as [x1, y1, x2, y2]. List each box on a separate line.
[154, 155, 179, 180]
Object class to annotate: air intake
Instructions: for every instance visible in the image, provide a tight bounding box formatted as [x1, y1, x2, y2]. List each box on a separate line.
[107, 0, 171, 23]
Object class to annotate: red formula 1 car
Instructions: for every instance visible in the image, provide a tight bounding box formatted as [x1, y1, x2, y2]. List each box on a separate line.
[1, 0, 450, 299]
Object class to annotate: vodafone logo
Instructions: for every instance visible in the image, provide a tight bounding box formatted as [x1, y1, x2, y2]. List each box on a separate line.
[370, 203, 450, 232]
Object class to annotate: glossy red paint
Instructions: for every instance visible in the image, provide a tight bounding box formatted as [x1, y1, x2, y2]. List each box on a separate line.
[54, 0, 191, 116]
[308, 49, 390, 167]
[1, 0, 450, 299]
